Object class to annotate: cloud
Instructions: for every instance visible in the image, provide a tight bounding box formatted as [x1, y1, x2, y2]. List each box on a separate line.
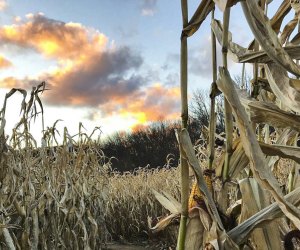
[165, 36, 236, 79]
[0, 13, 180, 125]
[0, 76, 19, 88]
[164, 72, 179, 86]
[0, 14, 144, 105]
[0, 13, 108, 63]
[89, 83, 181, 129]
[141, 0, 157, 16]
[118, 83, 180, 121]
[0, 55, 12, 68]
[0, 0, 7, 11]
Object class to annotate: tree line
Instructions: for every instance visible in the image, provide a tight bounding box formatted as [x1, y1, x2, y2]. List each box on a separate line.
[100, 90, 225, 172]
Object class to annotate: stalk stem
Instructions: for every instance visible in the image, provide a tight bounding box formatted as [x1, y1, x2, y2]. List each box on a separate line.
[208, 8, 217, 170]
[177, 0, 189, 249]
[221, 8, 233, 181]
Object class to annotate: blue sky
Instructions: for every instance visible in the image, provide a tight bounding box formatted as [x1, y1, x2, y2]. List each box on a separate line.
[0, 0, 289, 143]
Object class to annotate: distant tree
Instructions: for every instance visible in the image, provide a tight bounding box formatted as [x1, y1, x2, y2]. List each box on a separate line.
[101, 121, 182, 172]
[190, 89, 225, 134]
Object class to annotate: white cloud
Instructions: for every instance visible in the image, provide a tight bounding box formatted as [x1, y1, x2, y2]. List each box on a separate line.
[142, 9, 155, 16]
[141, 0, 157, 16]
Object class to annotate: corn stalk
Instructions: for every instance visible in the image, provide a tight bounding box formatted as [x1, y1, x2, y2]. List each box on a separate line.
[177, 0, 189, 249]
[221, 7, 233, 181]
[208, 8, 218, 171]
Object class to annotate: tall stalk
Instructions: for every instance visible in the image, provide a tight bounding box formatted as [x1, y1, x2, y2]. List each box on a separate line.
[208, 8, 217, 171]
[251, 41, 259, 99]
[177, 0, 189, 249]
[221, 8, 233, 181]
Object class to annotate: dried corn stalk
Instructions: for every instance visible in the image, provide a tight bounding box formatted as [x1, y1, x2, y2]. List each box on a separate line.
[217, 67, 300, 229]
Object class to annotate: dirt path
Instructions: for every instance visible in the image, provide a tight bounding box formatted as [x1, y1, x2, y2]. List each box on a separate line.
[104, 242, 173, 249]
[104, 243, 148, 249]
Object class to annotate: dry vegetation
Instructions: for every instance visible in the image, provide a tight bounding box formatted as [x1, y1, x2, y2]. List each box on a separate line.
[0, 137, 182, 249]
[166, 0, 300, 249]
[2, 1, 300, 250]
[0, 84, 184, 249]
[0, 79, 299, 250]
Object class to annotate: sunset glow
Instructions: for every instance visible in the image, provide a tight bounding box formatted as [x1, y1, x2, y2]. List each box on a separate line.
[38, 40, 59, 55]
[0, 55, 12, 68]
[0, 0, 252, 139]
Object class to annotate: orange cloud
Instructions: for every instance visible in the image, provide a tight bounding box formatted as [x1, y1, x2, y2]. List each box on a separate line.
[0, 13, 108, 67]
[0, 77, 19, 88]
[0, 55, 12, 68]
[101, 83, 181, 127]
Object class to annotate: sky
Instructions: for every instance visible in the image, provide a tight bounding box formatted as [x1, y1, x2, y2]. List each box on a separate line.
[0, 0, 287, 144]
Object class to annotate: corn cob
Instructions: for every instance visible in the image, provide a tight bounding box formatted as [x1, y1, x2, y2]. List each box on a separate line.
[188, 180, 202, 209]
[188, 170, 213, 209]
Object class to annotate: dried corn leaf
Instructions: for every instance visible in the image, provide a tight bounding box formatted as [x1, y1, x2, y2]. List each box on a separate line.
[240, 46, 300, 64]
[279, 14, 298, 45]
[211, 19, 300, 64]
[216, 139, 249, 179]
[182, 0, 214, 38]
[152, 189, 181, 214]
[270, 0, 291, 33]
[86, 209, 98, 249]
[260, 143, 300, 164]
[290, 31, 300, 45]
[239, 178, 281, 250]
[228, 142, 249, 179]
[162, 191, 182, 213]
[228, 186, 300, 244]
[211, 19, 248, 63]
[212, 0, 239, 11]
[265, 128, 297, 169]
[150, 213, 179, 233]
[241, 0, 300, 76]
[291, 0, 300, 12]
[217, 67, 300, 229]
[240, 97, 300, 132]
[265, 62, 300, 113]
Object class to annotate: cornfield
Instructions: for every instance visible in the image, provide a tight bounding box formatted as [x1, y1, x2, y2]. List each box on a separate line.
[2, 0, 300, 250]
[0, 85, 182, 249]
